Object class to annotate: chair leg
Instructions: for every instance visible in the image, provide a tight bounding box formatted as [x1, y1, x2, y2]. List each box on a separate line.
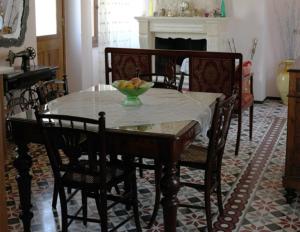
[81, 190, 87, 226]
[95, 191, 108, 232]
[249, 105, 253, 140]
[138, 157, 144, 178]
[235, 112, 242, 156]
[216, 175, 224, 216]
[52, 182, 58, 209]
[114, 185, 121, 195]
[147, 163, 162, 228]
[124, 156, 133, 210]
[204, 189, 213, 232]
[59, 188, 68, 232]
[132, 172, 142, 232]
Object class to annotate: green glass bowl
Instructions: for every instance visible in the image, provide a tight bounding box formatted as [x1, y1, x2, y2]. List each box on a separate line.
[112, 80, 153, 106]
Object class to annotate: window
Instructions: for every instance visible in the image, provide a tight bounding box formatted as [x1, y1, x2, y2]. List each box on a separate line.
[92, 0, 98, 47]
[35, 0, 57, 36]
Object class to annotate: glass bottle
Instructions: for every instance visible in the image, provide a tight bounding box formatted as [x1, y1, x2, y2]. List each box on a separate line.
[220, 0, 226, 17]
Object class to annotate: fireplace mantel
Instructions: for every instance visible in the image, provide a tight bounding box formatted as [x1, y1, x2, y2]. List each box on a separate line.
[135, 16, 229, 51]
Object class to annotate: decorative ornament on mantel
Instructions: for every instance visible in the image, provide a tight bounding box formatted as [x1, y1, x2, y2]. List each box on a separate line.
[151, 0, 228, 17]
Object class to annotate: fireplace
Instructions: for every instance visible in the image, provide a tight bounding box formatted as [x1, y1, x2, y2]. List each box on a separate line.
[155, 37, 207, 73]
[135, 16, 228, 51]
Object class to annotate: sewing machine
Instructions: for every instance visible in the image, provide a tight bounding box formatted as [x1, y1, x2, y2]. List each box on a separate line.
[6, 47, 36, 72]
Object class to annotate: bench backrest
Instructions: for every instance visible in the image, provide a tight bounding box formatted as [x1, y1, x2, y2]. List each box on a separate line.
[105, 48, 242, 109]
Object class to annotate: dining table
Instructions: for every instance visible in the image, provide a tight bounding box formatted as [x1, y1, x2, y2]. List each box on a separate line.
[9, 84, 222, 232]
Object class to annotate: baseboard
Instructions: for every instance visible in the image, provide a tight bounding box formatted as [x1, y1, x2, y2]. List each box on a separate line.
[254, 100, 264, 104]
[266, 96, 281, 101]
[254, 96, 281, 104]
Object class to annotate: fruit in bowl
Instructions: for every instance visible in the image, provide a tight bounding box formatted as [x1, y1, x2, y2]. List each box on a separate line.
[112, 77, 153, 106]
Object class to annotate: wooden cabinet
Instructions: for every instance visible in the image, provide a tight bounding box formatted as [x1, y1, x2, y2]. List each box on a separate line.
[284, 57, 300, 201]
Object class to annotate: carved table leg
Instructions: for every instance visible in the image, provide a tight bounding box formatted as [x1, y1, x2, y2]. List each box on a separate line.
[160, 161, 180, 232]
[285, 188, 297, 204]
[13, 143, 33, 232]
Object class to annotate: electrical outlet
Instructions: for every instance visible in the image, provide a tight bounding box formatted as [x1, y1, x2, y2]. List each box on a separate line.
[294, 29, 300, 35]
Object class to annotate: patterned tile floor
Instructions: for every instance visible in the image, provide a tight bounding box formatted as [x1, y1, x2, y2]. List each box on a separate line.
[5, 100, 300, 232]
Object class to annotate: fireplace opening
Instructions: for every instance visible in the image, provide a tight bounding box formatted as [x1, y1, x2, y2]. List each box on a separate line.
[155, 37, 207, 74]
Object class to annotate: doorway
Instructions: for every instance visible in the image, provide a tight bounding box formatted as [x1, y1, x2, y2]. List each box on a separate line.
[35, 0, 65, 78]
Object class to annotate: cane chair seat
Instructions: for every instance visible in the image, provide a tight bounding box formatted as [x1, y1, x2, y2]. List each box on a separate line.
[62, 165, 125, 190]
[180, 144, 207, 164]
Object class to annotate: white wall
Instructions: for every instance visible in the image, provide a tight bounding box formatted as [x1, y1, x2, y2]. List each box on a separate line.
[0, 0, 37, 67]
[227, 0, 266, 100]
[264, 0, 300, 97]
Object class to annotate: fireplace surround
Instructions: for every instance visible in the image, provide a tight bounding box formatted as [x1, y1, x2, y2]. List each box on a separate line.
[135, 16, 228, 51]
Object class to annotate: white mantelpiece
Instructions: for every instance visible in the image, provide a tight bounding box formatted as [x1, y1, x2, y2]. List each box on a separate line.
[135, 16, 228, 51]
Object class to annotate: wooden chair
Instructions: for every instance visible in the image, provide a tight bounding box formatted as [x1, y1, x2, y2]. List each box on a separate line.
[36, 74, 70, 208]
[178, 93, 237, 232]
[37, 74, 69, 105]
[35, 110, 142, 232]
[188, 53, 245, 156]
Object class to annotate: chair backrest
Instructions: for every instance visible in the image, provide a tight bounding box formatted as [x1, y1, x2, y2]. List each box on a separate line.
[37, 75, 69, 105]
[35, 110, 107, 188]
[206, 93, 237, 172]
[189, 53, 242, 98]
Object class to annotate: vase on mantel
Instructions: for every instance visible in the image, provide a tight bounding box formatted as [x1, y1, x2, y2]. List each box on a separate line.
[220, 0, 226, 17]
[149, 0, 153, 16]
[276, 59, 295, 105]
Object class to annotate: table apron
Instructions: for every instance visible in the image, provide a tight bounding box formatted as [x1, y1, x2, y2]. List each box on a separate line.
[10, 120, 198, 161]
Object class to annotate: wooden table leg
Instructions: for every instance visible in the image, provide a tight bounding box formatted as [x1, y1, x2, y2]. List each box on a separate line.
[285, 188, 297, 204]
[160, 161, 180, 232]
[13, 142, 33, 232]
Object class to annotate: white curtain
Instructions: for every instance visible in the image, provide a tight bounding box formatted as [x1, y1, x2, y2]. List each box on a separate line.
[97, 0, 145, 83]
[273, 0, 300, 59]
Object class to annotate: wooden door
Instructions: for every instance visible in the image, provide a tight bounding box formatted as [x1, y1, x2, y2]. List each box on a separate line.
[36, 0, 65, 78]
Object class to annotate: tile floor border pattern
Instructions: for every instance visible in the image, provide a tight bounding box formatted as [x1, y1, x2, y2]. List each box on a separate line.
[5, 100, 292, 231]
[213, 117, 287, 231]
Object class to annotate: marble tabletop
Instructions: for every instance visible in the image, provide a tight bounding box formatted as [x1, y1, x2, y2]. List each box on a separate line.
[11, 85, 222, 136]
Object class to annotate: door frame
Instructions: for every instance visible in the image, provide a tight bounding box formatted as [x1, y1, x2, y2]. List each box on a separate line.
[0, 76, 8, 232]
